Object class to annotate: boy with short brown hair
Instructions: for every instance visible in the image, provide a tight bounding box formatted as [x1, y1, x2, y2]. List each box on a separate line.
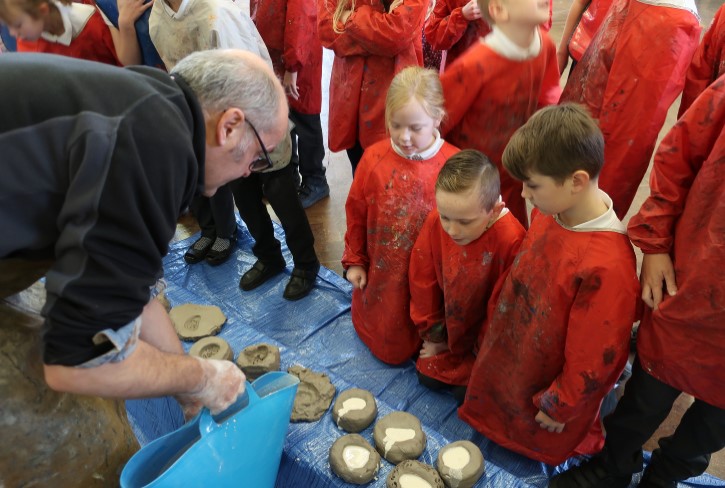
[459, 103, 640, 465]
[410, 149, 525, 404]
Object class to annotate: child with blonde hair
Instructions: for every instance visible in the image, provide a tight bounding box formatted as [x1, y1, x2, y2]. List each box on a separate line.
[410, 149, 525, 403]
[0, 0, 148, 65]
[318, 0, 427, 174]
[343, 66, 459, 365]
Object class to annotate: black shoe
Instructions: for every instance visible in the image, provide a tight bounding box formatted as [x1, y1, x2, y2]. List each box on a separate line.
[240, 260, 285, 291]
[206, 234, 236, 266]
[549, 457, 631, 488]
[184, 236, 214, 264]
[638, 469, 676, 488]
[283, 264, 319, 301]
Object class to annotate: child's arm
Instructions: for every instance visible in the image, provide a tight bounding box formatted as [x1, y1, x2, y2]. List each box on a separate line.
[109, 0, 152, 65]
[537, 35, 563, 107]
[556, 0, 589, 75]
[439, 54, 485, 134]
[342, 152, 373, 279]
[424, 0, 479, 52]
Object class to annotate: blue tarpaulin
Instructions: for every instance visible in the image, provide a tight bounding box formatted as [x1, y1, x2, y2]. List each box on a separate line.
[126, 220, 725, 487]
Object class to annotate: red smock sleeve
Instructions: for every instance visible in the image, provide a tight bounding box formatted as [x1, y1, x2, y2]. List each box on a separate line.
[409, 212, 446, 342]
[283, 0, 312, 72]
[424, 0, 469, 51]
[344, 0, 427, 57]
[318, 0, 370, 57]
[342, 151, 373, 270]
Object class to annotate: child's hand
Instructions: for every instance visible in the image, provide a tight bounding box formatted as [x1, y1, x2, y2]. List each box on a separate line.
[640, 253, 677, 310]
[283, 71, 300, 100]
[462, 0, 481, 21]
[389, 0, 404, 12]
[535, 410, 565, 433]
[419, 340, 449, 358]
[118, 0, 153, 29]
[346, 266, 367, 290]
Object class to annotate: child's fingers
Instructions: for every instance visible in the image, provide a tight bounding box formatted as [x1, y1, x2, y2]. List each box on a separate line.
[641, 283, 655, 309]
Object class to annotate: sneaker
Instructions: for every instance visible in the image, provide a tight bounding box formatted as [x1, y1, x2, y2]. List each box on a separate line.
[549, 457, 631, 488]
[298, 181, 330, 209]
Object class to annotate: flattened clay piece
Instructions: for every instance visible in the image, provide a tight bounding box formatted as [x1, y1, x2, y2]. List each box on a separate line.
[170, 304, 226, 341]
[189, 336, 233, 361]
[387, 460, 444, 488]
[373, 411, 427, 464]
[332, 388, 378, 433]
[236, 343, 281, 380]
[436, 441, 485, 488]
[288, 365, 336, 422]
[156, 292, 171, 313]
[329, 434, 381, 484]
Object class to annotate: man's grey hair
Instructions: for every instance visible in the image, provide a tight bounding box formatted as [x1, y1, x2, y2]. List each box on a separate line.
[172, 50, 282, 133]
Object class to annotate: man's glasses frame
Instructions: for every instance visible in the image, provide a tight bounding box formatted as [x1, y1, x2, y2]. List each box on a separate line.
[246, 120, 274, 172]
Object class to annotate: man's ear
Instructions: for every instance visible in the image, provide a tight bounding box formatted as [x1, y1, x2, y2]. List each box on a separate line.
[570, 169, 591, 193]
[216, 107, 245, 146]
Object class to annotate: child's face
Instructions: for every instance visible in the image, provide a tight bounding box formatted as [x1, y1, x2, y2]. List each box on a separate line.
[520, 172, 573, 215]
[497, 0, 549, 26]
[436, 187, 496, 246]
[3, 5, 45, 41]
[388, 97, 441, 157]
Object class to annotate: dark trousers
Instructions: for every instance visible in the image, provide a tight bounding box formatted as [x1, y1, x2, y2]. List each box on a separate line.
[346, 140, 365, 177]
[189, 184, 236, 239]
[601, 359, 725, 482]
[416, 371, 467, 406]
[229, 164, 318, 271]
[289, 110, 326, 185]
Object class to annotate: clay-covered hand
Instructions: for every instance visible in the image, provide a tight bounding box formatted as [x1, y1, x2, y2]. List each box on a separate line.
[284, 71, 300, 100]
[556, 47, 569, 76]
[117, 0, 153, 30]
[461, 0, 481, 21]
[177, 358, 246, 420]
[640, 253, 677, 310]
[535, 410, 565, 433]
[345, 266, 367, 290]
[388, 0, 404, 12]
[419, 340, 449, 358]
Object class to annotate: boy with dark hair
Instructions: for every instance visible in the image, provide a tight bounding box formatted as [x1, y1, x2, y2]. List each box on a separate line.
[410, 149, 525, 404]
[459, 103, 640, 465]
[550, 74, 725, 488]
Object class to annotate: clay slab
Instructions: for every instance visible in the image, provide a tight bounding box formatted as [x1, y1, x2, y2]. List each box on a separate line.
[436, 440, 485, 488]
[332, 388, 378, 433]
[170, 304, 226, 341]
[189, 336, 233, 361]
[236, 343, 281, 380]
[329, 434, 381, 485]
[288, 365, 336, 422]
[387, 460, 444, 488]
[373, 411, 427, 464]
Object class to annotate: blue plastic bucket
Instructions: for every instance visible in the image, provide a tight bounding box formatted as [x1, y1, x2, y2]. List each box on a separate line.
[121, 371, 299, 488]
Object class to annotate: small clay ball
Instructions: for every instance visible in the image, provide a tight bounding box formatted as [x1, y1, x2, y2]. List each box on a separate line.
[288, 365, 336, 422]
[332, 388, 377, 433]
[329, 434, 381, 485]
[387, 460, 444, 488]
[373, 411, 426, 464]
[170, 303, 226, 341]
[436, 440, 485, 488]
[236, 343, 281, 380]
[188, 336, 233, 361]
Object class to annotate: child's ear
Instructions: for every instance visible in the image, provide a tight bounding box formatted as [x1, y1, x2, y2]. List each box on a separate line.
[570, 170, 591, 193]
[489, 200, 505, 220]
[37, 1, 51, 16]
[489, 0, 507, 23]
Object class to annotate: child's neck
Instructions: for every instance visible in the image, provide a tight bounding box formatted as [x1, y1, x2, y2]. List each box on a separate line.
[495, 23, 537, 50]
[165, 0, 182, 12]
[558, 187, 609, 228]
[44, 3, 65, 36]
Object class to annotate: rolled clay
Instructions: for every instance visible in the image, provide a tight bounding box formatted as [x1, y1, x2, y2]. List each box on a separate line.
[373, 411, 426, 464]
[236, 343, 281, 380]
[329, 434, 381, 485]
[436, 441, 485, 488]
[387, 460, 444, 488]
[188, 336, 233, 361]
[170, 304, 226, 341]
[332, 388, 377, 433]
[288, 365, 336, 422]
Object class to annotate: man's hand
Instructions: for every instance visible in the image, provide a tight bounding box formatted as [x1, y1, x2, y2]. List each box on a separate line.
[640, 253, 677, 310]
[535, 410, 565, 433]
[346, 266, 367, 290]
[419, 340, 449, 358]
[283, 71, 300, 100]
[461, 0, 481, 21]
[177, 358, 246, 420]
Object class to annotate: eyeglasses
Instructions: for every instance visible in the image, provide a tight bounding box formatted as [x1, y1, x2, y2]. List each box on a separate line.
[246, 120, 274, 172]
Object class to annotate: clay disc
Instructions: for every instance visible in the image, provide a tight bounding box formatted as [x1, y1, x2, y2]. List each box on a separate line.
[436, 440, 485, 488]
[235, 343, 281, 380]
[329, 434, 381, 485]
[332, 388, 377, 433]
[387, 459, 444, 488]
[188, 336, 233, 361]
[170, 304, 226, 341]
[288, 365, 336, 422]
[373, 411, 426, 464]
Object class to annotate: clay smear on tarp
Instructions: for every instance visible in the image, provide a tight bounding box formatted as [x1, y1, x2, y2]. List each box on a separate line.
[288, 365, 336, 422]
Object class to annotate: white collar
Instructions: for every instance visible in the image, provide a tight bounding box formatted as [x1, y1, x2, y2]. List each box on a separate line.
[162, 0, 194, 18]
[40, 1, 95, 46]
[482, 25, 541, 61]
[556, 189, 626, 233]
[635, 0, 699, 19]
[391, 129, 445, 161]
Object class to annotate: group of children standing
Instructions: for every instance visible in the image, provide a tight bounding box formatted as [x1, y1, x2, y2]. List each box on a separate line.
[1, 0, 723, 483]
